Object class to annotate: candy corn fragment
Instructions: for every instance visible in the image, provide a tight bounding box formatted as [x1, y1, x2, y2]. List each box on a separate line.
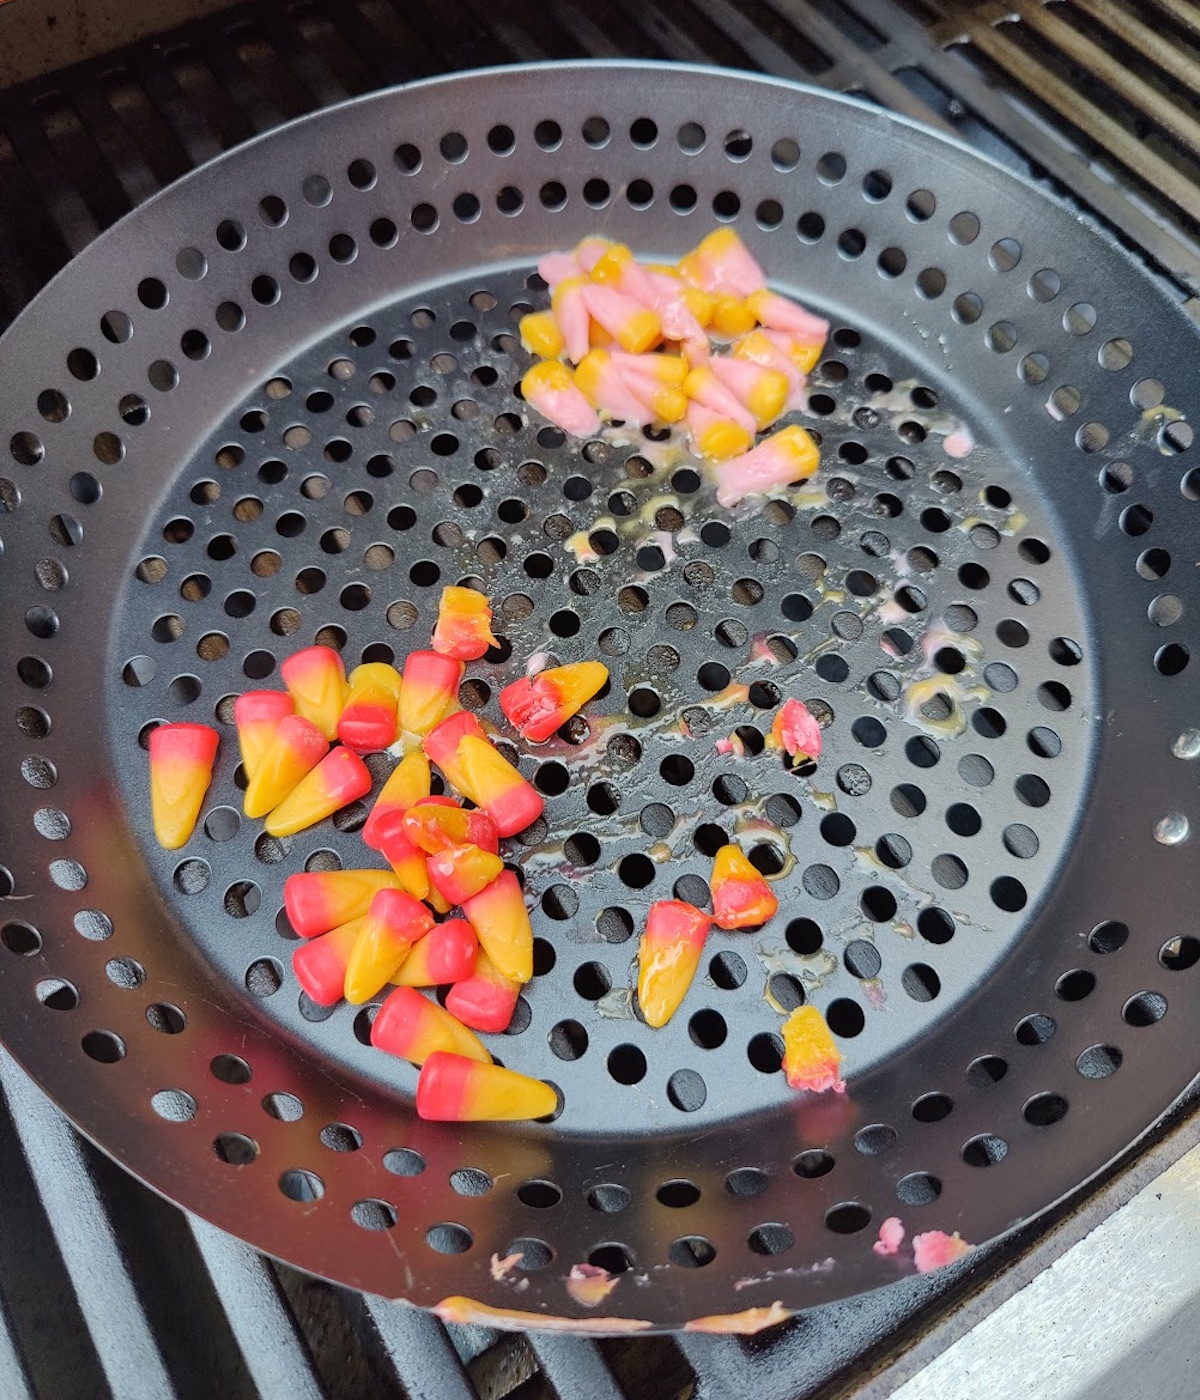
[769, 698, 823, 764]
[431, 585, 499, 663]
[713, 425, 819, 508]
[678, 228, 765, 299]
[242, 715, 329, 819]
[428, 844, 505, 905]
[462, 870, 533, 984]
[393, 918, 478, 987]
[781, 1005, 845, 1094]
[293, 917, 366, 1006]
[263, 746, 372, 837]
[362, 749, 431, 850]
[711, 844, 779, 929]
[416, 1051, 557, 1122]
[371, 986, 491, 1066]
[403, 802, 499, 855]
[280, 645, 347, 741]
[397, 651, 462, 741]
[337, 662, 402, 753]
[344, 888, 434, 1004]
[233, 691, 294, 778]
[519, 309, 565, 358]
[445, 951, 520, 1033]
[521, 361, 600, 439]
[148, 722, 220, 849]
[282, 868, 401, 939]
[499, 661, 608, 744]
[912, 1231, 973, 1274]
[637, 900, 711, 1029]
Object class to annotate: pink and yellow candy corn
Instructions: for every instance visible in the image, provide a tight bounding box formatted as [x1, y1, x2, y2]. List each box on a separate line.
[462, 870, 533, 984]
[637, 900, 711, 1028]
[733, 329, 807, 409]
[337, 662, 402, 753]
[617, 365, 688, 424]
[263, 746, 372, 836]
[573, 349, 651, 424]
[233, 691, 294, 778]
[242, 714, 328, 819]
[581, 282, 661, 354]
[428, 844, 505, 906]
[292, 917, 365, 1006]
[745, 290, 829, 348]
[708, 355, 789, 430]
[537, 250, 582, 286]
[280, 645, 347, 741]
[521, 361, 601, 438]
[148, 722, 220, 849]
[371, 986, 491, 1066]
[713, 424, 819, 507]
[397, 650, 462, 740]
[362, 749, 431, 851]
[499, 661, 608, 743]
[445, 951, 520, 1033]
[782, 1005, 845, 1094]
[283, 868, 400, 939]
[762, 326, 826, 377]
[678, 228, 766, 299]
[416, 1051, 557, 1122]
[684, 364, 758, 435]
[609, 351, 688, 386]
[431, 585, 499, 663]
[403, 801, 499, 855]
[574, 235, 615, 273]
[708, 294, 758, 339]
[711, 844, 779, 930]
[686, 400, 753, 461]
[550, 276, 591, 363]
[519, 308, 566, 358]
[343, 888, 434, 1004]
[424, 712, 544, 838]
[769, 698, 823, 764]
[393, 918, 478, 987]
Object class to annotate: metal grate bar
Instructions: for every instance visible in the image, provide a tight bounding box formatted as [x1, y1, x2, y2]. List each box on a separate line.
[1071, 0, 1200, 95]
[0, 1298, 33, 1400]
[528, 1334, 627, 1399]
[352, 1293, 479, 1400]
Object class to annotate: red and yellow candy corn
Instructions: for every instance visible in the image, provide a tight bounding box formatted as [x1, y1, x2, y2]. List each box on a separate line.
[445, 951, 520, 1033]
[678, 228, 765, 299]
[397, 650, 462, 740]
[280, 645, 347, 741]
[292, 917, 366, 1006]
[263, 746, 372, 836]
[462, 870, 533, 984]
[637, 900, 711, 1028]
[283, 868, 400, 939]
[375, 793, 458, 900]
[416, 1051, 557, 1122]
[148, 722, 220, 849]
[713, 425, 819, 508]
[424, 712, 544, 838]
[711, 844, 779, 930]
[782, 1005, 845, 1094]
[343, 888, 434, 1004]
[337, 662, 402, 753]
[431, 585, 500, 663]
[362, 749, 431, 851]
[520, 361, 600, 439]
[242, 714, 328, 819]
[581, 282, 661, 354]
[403, 801, 499, 855]
[424, 882, 453, 916]
[499, 661, 608, 743]
[393, 918, 478, 987]
[370, 985, 491, 1066]
[428, 844, 505, 905]
[233, 691, 293, 778]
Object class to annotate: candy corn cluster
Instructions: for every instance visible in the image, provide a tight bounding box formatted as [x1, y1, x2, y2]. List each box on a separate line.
[520, 229, 826, 507]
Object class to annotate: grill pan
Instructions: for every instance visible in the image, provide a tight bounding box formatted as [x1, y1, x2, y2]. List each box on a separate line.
[2, 61, 1199, 1333]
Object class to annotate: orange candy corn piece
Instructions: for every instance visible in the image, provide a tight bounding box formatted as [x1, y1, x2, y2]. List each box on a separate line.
[782, 1005, 845, 1094]
[637, 900, 711, 1028]
[370, 985, 491, 1066]
[263, 746, 372, 837]
[428, 844, 505, 906]
[337, 662, 402, 753]
[392, 919, 478, 987]
[445, 951, 520, 1033]
[280, 645, 347, 741]
[292, 917, 365, 1006]
[711, 844, 779, 930]
[233, 691, 293, 778]
[344, 888, 434, 1004]
[242, 714, 328, 819]
[402, 801, 499, 855]
[148, 722, 219, 849]
[416, 1051, 557, 1122]
[431, 585, 499, 663]
[462, 870, 533, 984]
[398, 650, 463, 739]
[498, 661, 608, 744]
[362, 749, 431, 851]
[283, 868, 401, 938]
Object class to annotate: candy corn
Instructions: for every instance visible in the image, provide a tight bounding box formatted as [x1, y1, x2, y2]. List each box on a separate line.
[445, 951, 520, 1033]
[373, 809, 432, 900]
[362, 749, 431, 850]
[371, 985, 491, 1065]
[431, 585, 500, 663]
[397, 650, 462, 741]
[637, 900, 711, 1028]
[393, 918, 478, 986]
[537, 250, 582, 286]
[343, 888, 434, 1004]
[425, 713, 543, 838]
[337, 662, 402, 753]
[233, 691, 294, 778]
[283, 868, 400, 939]
[242, 714, 328, 819]
[762, 326, 826, 377]
[678, 229, 765, 299]
[581, 283, 661, 354]
[713, 425, 819, 507]
[519, 308, 565, 358]
[574, 235, 615, 273]
[416, 1051, 557, 1122]
[499, 661, 608, 743]
[708, 355, 789, 429]
[745, 290, 829, 348]
[711, 844, 779, 929]
[520, 361, 600, 438]
[280, 645, 347, 741]
[573, 349, 652, 424]
[686, 400, 753, 461]
[148, 722, 220, 849]
[263, 746, 372, 836]
[462, 870, 533, 983]
[782, 1005, 845, 1093]
[708, 294, 758, 338]
[769, 698, 823, 764]
[402, 802, 499, 855]
[428, 844, 505, 905]
[550, 277, 590, 363]
[733, 329, 807, 409]
[424, 883, 453, 916]
[293, 917, 365, 1006]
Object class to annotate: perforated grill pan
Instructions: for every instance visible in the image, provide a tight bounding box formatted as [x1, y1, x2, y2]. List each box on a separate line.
[2, 63, 1199, 1332]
